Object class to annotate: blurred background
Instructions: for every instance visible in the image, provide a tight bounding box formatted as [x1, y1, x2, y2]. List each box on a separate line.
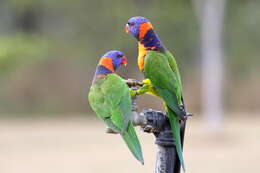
[0, 0, 259, 173]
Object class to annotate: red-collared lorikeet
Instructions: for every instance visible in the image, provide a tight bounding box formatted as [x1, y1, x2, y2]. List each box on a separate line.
[88, 50, 144, 164]
[125, 16, 187, 170]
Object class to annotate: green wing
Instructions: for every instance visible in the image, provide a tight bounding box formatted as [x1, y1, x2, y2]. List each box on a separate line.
[88, 74, 131, 132]
[88, 74, 143, 164]
[164, 50, 183, 92]
[144, 51, 185, 119]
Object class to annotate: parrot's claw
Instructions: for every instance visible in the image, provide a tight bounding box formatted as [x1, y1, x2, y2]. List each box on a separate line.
[129, 89, 137, 97]
[105, 128, 119, 134]
[142, 79, 152, 85]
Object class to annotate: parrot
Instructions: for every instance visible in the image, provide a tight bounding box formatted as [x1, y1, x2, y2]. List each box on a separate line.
[125, 16, 188, 171]
[88, 50, 144, 164]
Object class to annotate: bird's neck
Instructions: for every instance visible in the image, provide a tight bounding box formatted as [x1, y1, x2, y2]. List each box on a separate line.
[137, 29, 165, 71]
[139, 29, 165, 52]
[92, 65, 113, 83]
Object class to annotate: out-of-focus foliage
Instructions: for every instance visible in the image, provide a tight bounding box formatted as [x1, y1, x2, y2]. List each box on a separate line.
[226, 0, 260, 75]
[0, 34, 49, 74]
[0, 0, 259, 115]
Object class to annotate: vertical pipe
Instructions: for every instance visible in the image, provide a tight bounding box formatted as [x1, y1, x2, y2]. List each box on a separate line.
[142, 109, 185, 173]
[155, 145, 177, 173]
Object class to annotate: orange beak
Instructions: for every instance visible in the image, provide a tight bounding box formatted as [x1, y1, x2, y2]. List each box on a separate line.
[121, 56, 127, 66]
[125, 24, 129, 34]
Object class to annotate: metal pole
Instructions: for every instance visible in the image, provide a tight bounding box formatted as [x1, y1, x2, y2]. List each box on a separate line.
[141, 109, 186, 173]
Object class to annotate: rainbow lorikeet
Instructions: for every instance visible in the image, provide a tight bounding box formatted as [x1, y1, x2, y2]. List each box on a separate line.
[88, 50, 144, 164]
[125, 16, 187, 170]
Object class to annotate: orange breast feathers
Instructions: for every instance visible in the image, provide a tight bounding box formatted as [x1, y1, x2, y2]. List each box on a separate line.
[138, 42, 147, 71]
[98, 57, 115, 72]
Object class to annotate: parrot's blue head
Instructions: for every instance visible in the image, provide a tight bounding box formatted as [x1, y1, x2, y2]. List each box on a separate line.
[99, 50, 127, 72]
[125, 16, 152, 40]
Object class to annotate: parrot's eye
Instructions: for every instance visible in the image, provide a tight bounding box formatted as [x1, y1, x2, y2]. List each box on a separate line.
[129, 22, 135, 26]
[117, 54, 122, 58]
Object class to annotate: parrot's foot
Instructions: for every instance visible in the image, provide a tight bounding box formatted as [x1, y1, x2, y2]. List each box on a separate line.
[130, 78, 154, 96]
[105, 128, 118, 134]
[142, 78, 152, 85]
[129, 89, 137, 97]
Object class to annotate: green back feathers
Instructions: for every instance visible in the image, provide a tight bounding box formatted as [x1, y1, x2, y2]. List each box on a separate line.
[89, 74, 131, 130]
[144, 51, 185, 118]
[88, 74, 143, 164]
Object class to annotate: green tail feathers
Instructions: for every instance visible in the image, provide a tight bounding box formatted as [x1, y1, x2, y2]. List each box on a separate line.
[167, 107, 186, 171]
[122, 123, 144, 164]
